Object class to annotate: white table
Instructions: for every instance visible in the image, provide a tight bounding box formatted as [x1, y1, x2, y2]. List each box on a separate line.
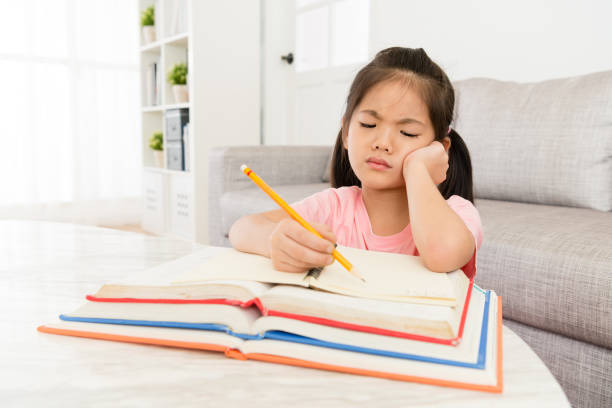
[0, 221, 570, 407]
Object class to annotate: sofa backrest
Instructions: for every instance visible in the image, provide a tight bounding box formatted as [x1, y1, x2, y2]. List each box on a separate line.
[453, 70, 612, 211]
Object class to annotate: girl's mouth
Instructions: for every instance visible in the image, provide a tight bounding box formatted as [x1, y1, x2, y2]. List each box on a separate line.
[366, 157, 391, 170]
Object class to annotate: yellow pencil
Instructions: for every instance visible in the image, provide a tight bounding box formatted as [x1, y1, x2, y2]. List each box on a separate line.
[240, 164, 365, 282]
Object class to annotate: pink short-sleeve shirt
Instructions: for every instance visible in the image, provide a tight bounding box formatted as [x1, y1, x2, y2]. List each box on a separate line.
[291, 186, 483, 279]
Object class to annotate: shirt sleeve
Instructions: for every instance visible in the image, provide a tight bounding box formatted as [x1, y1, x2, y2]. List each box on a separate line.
[446, 195, 484, 279]
[290, 188, 339, 227]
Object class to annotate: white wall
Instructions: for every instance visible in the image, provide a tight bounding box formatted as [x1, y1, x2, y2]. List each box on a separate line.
[261, 0, 611, 146]
[370, 0, 612, 82]
[191, 0, 261, 243]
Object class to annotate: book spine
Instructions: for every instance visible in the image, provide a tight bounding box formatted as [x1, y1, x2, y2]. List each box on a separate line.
[146, 63, 154, 106]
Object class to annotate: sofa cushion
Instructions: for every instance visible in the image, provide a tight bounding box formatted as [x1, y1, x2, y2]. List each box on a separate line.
[474, 198, 612, 349]
[220, 183, 329, 239]
[454, 71, 612, 211]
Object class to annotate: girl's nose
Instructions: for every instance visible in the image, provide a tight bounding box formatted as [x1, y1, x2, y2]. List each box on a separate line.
[371, 129, 392, 153]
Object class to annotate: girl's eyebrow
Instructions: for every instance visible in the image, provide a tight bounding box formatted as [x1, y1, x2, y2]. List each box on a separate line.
[360, 109, 424, 126]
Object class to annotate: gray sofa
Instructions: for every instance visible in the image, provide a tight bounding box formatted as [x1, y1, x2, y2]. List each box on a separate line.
[208, 70, 612, 408]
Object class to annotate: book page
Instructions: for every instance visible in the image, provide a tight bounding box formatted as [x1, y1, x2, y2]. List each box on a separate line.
[64, 301, 262, 334]
[93, 280, 272, 303]
[447, 270, 471, 334]
[260, 285, 456, 338]
[253, 288, 486, 360]
[312, 246, 456, 305]
[172, 247, 309, 287]
[261, 285, 452, 321]
[43, 320, 243, 350]
[118, 248, 224, 285]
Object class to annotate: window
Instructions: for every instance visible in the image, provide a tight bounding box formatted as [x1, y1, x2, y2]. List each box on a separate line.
[0, 0, 141, 224]
[295, 0, 369, 72]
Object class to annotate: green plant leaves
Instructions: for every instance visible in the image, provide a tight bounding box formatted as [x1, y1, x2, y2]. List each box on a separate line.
[149, 131, 163, 151]
[167, 63, 188, 85]
[141, 5, 155, 27]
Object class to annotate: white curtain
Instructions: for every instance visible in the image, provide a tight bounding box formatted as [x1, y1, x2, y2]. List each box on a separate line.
[0, 0, 141, 226]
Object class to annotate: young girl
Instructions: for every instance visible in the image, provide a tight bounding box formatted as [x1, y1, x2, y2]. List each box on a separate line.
[229, 47, 482, 279]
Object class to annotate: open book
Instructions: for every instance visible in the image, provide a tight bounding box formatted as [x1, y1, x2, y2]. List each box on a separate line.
[38, 291, 502, 393]
[84, 268, 473, 343]
[173, 246, 462, 307]
[62, 285, 486, 359]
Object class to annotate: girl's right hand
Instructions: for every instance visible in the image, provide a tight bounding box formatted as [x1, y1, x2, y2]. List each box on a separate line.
[267, 218, 337, 273]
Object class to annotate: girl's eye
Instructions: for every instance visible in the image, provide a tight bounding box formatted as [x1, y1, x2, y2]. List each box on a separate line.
[400, 131, 418, 138]
[360, 122, 418, 137]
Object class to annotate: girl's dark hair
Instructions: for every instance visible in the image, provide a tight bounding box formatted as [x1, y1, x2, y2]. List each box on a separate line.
[330, 47, 473, 203]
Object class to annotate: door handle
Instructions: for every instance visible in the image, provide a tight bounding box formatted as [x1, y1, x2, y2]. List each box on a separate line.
[281, 52, 294, 65]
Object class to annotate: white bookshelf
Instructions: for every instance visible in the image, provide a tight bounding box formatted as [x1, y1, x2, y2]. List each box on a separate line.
[139, 0, 260, 243]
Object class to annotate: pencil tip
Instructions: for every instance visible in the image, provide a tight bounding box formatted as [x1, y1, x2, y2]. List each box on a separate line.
[240, 164, 247, 172]
[350, 266, 366, 283]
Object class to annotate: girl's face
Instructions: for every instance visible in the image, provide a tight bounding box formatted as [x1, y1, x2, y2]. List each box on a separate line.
[343, 78, 437, 190]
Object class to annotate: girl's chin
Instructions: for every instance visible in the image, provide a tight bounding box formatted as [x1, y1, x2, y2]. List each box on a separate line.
[354, 167, 404, 188]
[359, 177, 405, 191]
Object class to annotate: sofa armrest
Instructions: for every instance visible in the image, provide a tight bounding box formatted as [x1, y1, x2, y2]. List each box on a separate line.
[208, 145, 332, 245]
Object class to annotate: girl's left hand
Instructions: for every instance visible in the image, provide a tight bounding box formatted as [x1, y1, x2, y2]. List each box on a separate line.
[402, 141, 449, 185]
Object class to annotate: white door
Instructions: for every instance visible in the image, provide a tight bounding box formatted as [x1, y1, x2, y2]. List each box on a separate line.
[263, 0, 370, 146]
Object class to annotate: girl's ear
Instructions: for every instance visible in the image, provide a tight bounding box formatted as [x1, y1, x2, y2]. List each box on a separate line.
[442, 136, 451, 152]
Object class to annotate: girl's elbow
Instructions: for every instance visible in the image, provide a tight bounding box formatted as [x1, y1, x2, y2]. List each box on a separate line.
[422, 239, 475, 273]
[421, 241, 460, 273]
[422, 256, 452, 273]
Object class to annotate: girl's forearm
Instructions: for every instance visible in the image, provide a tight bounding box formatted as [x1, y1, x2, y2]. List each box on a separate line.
[228, 214, 277, 257]
[404, 161, 474, 272]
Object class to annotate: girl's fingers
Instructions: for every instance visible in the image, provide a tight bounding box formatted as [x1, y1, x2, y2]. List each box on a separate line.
[268, 240, 309, 273]
[268, 219, 337, 273]
[272, 256, 308, 273]
[311, 222, 337, 246]
[282, 231, 335, 268]
[284, 221, 336, 255]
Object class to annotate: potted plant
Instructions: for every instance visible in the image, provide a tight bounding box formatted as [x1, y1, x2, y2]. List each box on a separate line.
[148, 131, 164, 167]
[168, 62, 189, 103]
[141, 5, 156, 44]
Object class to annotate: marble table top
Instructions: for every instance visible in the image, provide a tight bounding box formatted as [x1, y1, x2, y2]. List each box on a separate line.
[0, 220, 570, 407]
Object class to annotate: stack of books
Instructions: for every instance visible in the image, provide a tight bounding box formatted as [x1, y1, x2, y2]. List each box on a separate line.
[38, 246, 502, 392]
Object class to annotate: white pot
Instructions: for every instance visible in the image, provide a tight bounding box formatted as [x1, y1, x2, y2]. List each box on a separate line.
[153, 150, 164, 168]
[142, 26, 156, 44]
[172, 84, 189, 103]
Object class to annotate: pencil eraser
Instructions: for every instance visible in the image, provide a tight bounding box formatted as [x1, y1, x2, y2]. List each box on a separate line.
[240, 164, 247, 172]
